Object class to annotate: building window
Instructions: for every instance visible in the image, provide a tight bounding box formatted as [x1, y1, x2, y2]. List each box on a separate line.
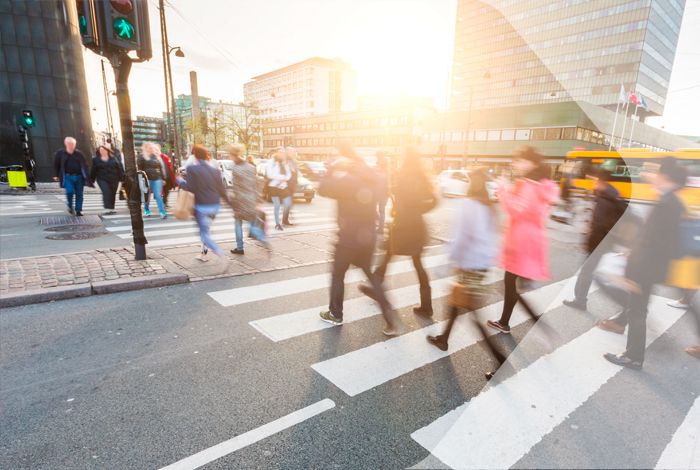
[561, 127, 576, 140]
[474, 130, 487, 141]
[532, 128, 546, 140]
[501, 129, 515, 141]
[545, 128, 562, 140]
[487, 130, 500, 141]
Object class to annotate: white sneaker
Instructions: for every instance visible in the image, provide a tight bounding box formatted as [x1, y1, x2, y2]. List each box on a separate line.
[668, 299, 689, 309]
[194, 254, 209, 262]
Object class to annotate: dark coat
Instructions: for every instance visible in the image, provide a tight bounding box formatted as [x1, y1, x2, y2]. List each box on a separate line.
[53, 149, 90, 187]
[389, 174, 436, 256]
[319, 159, 379, 261]
[625, 189, 685, 286]
[90, 156, 124, 184]
[587, 183, 624, 253]
[137, 154, 165, 181]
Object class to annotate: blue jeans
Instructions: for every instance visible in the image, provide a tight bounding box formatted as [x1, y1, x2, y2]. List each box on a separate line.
[64, 174, 84, 212]
[195, 204, 223, 256]
[144, 178, 166, 216]
[272, 195, 291, 225]
[235, 218, 266, 250]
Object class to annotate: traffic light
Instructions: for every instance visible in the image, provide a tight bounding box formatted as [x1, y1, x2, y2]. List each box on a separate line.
[76, 0, 100, 50]
[101, 0, 151, 59]
[22, 110, 35, 128]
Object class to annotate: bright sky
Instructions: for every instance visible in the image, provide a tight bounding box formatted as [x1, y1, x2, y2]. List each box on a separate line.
[83, 0, 700, 137]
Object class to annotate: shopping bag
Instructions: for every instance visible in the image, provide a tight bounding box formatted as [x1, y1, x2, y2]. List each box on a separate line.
[174, 189, 194, 220]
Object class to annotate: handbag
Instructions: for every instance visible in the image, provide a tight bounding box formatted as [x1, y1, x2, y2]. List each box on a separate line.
[173, 189, 195, 220]
[450, 281, 473, 309]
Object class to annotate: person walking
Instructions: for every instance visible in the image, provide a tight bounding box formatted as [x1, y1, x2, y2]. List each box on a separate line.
[266, 148, 292, 231]
[176, 144, 232, 262]
[319, 144, 400, 336]
[226, 144, 267, 255]
[597, 159, 688, 369]
[359, 147, 436, 316]
[486, 146, 559, 334]
[563, 168, 626, 311]
[138, 142, 168, 219]
[159, 147, 177, 208]
[283, 147, 298, 226]
[427, 168, 498, 351]
[53, 136, 90, 216]
[90, 145, 124, 215]
[375, 153, 390, 235]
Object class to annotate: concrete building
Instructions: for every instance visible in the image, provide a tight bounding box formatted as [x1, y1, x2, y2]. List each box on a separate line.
[133, 116, 165, 154]
[451, 0, 685, 118]
[0, 0, 94, 181]
[244, 57, 357, 120]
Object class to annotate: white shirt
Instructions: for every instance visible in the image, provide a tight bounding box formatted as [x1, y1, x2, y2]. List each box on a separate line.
[266, 160, 290, 189]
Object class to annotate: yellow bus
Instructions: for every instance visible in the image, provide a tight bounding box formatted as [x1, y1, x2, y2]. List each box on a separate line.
[563, 148, 700, 289]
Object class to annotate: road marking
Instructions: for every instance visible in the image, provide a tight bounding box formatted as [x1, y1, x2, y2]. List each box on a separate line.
[208, 253, 450, 307]
[655, 395, 700, 470]
[250, 276, 458, 342]
[411, 296, 684, 470]
[310, 278, 571, 397]
[159, 399, 335, 470]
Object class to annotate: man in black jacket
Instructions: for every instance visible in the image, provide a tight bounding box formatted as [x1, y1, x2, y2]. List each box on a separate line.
[53, 136, 90, 216]
[564, 169, 625, 311]
[601, 159, 687, 369]
[318, 145, 400, 336]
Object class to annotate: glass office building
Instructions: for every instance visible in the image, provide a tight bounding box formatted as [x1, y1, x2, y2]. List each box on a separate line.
[0, 0, 94, 181]
[450, 0, 685, 118]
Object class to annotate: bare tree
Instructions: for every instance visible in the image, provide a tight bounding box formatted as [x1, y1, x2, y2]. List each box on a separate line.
[232, 102, 262, 153]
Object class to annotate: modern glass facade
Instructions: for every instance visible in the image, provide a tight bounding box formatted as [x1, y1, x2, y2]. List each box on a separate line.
[133, 116, 165, 154]
[450, 0, 684, 118]
[0, 0, 94, 181]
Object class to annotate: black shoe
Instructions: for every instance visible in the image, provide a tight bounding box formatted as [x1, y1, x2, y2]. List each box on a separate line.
[75, 211, 83, 216]
[413, 307, 433, 317]
[230, 248, 244, 255]
[67, 206, 75, 215]
[603, 353, 642, 370]
[427, 335, 448, 351]
[248, 233, 254, 239]
[275, 224, 284, 231]
[563, 299, 587, 311]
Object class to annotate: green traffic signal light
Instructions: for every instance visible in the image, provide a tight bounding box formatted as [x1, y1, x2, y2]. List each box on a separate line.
[22, 110, 35, 128]
[113, 17, 135, 40]
[78, 15, 87, 35]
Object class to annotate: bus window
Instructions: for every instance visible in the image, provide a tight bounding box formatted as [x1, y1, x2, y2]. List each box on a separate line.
[677, 159, 700, 188]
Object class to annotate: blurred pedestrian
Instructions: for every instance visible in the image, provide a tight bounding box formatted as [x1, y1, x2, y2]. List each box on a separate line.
[226, 144, 267, 255]
[375, 153, 390, 234]
[428, 168, 498, 351]
[90, 145, 124, 215]
[283, 147, 298, 226]
[266, 148, 292, 231]
[359, 147, 436, 316]
[138, 142, 168, 219]
[176, 144, 232, 262]
[319, 144, 400, 336]
[53, 136, 90, 216]
[563, 168, 626, 311]
[158, 146, 177, 208]
[486, 146, 559, 334]
[598, 159, 688, 369]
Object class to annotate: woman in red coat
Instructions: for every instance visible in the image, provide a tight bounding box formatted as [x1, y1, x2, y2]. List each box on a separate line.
[487, 146, 559, 334]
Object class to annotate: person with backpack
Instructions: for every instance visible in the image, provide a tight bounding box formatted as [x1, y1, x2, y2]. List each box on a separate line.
[427, 168, 498, 351]
[358, 147, 437, 317]
[563, 168, 626, 311]
[137, 142, 168, 219]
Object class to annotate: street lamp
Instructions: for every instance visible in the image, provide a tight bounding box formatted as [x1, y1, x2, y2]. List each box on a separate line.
[159, 0, 185, 165]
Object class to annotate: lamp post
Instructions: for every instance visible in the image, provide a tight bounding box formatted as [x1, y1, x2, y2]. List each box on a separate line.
[167, 46, 185, 164]
[159, 0, 185, 165]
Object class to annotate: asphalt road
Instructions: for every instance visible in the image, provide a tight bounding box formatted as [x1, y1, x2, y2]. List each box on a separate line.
[2, 215, 699, 469]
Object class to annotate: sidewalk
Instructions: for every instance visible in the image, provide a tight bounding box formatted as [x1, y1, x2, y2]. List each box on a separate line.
[0, 231, 339, 308]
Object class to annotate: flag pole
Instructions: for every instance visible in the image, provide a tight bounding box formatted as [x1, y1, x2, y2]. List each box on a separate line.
[627, 103, 639, 147]
[618, 97, 630, 149]
[609, 87, 622, 150]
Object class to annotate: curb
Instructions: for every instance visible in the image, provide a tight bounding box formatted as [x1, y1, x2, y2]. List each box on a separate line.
[0, 273, 189, 309]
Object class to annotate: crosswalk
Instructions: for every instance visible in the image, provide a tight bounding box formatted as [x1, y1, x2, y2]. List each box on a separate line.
[58, 193, 338, 249]
[0, 194, 61, 216]
[203, 253, 700, 469]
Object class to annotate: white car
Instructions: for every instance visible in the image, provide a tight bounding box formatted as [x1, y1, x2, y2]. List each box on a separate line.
[437, 169, 498, 200]
[216, 160, 235, 188]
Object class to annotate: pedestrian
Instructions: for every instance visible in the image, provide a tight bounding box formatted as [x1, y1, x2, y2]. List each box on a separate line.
[226, 144, 267, 255]
[598, 158, 688, 369]
[375, 153, 390, 234]
[283, 147, 298, 226]
[90, 145, 124, 215]
[319, 144, 400, 336]
[427, 168, 498, 351]
[53, 136, 90, 216]
[563, 168, 626, 311]
[486, 146, 559, 335]
[176, 144, 232, 263]
[158, 146, 177, 208]
[138, 142, 168, 219]
[359, 147, 436, 316]
[266, 148, 292, 231]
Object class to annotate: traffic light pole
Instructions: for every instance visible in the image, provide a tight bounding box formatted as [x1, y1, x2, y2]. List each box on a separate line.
[111, 52, 148, 260]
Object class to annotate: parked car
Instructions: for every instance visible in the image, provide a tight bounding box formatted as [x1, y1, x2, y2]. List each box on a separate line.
[437, 169, 498, 200]
[298, 161, 327, 181]
[216, 159, 235, 188]
[256, 162, 315, 203]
